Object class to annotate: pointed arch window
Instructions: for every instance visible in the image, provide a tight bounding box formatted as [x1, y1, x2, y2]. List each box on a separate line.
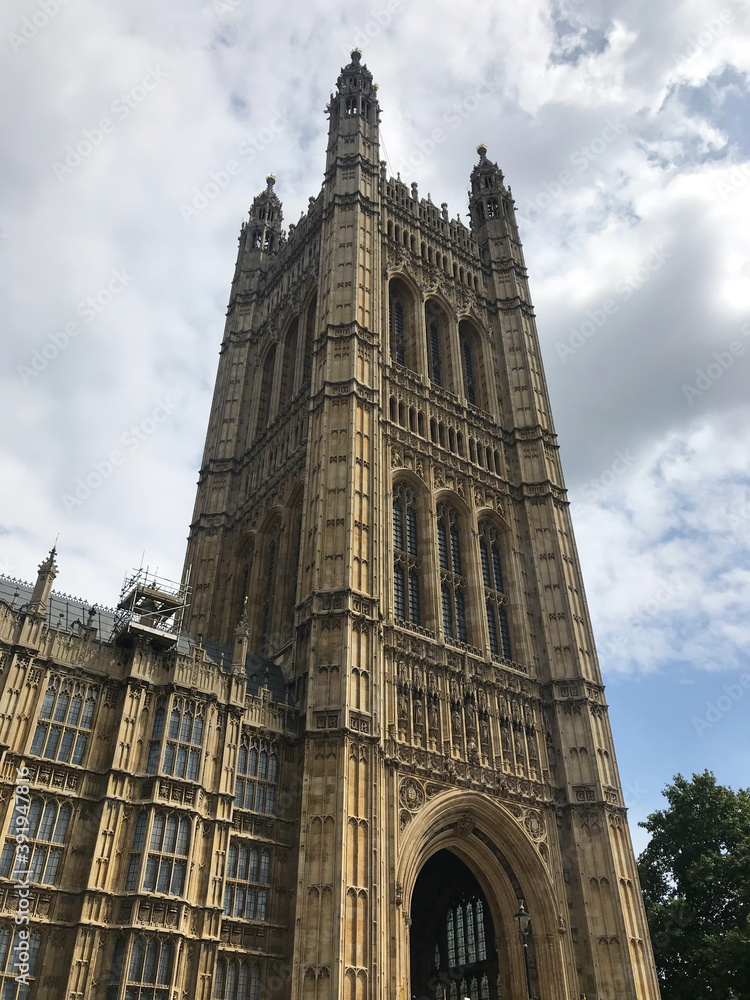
[393, 482, 420, 626]
[437, 504, 467, 643]
[462, 340, 476, 404]
[479, 522, 511, 659]
[279, 318, 299, 402]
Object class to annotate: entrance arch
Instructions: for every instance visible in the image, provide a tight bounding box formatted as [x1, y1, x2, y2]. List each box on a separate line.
[410, 849, 501, 1000]
[396, 790, 574, 1000]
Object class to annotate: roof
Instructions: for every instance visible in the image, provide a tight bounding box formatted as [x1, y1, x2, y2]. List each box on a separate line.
[0, 575, 292, 705]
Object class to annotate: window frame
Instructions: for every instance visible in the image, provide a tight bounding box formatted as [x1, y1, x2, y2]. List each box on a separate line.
[123, 809, 191, 899]
[234, 737, 279, 816]
[0, 796, 72, 887]
[28, 676, 98, 767]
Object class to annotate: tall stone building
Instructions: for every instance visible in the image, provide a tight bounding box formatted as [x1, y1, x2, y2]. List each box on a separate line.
[0, 52, 659, 1000]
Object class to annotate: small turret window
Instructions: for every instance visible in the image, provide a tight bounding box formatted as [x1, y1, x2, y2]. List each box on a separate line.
[486, 198, 499, 218]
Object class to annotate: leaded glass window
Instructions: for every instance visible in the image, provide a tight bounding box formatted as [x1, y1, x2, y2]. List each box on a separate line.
[437, 504, 467, 643]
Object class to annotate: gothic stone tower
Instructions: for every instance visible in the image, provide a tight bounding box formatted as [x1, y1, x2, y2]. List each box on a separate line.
[184, 51, 660, 1000]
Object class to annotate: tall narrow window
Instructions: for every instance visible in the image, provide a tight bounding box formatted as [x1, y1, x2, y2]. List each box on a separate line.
[427, 319, 442, 386]
[393, 483, 420, 626]
[256, 345, 276, 437]
[390, 296, 405, 365]
[437, 504, 468, 642]
[147, 697, 204, 780]
[223, 841, 271, 921]
[141, 812, 191, 896]
[462, 340, 476, 404]
[279, 318, 299, 402]
[235, 738, 278, 814]
[260, 521, 281, 655]
[108, 936, 173, 1000]
[479, 522, 511, 659]
[303, 294, 316, 385]
[213, 959, 261, 1000]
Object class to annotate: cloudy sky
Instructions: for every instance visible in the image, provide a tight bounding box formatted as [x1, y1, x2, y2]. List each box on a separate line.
[2, 0, 749, 850]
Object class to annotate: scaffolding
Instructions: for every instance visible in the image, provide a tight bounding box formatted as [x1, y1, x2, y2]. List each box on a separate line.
[114, 567, 190, 648]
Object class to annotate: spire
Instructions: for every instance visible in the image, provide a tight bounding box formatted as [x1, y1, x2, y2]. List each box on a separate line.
[325, 49, 380, 167]
[468, 143, 508, 230]
[246, 173, 284, 254]
[27, 545, 58, 617]
[232, 597, 249, 674]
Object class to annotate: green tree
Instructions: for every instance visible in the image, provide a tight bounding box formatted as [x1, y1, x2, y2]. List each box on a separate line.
[637, 770, 750, 999]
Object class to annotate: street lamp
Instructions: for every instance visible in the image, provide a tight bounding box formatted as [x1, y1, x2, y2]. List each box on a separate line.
[513, 900, 533, 1000]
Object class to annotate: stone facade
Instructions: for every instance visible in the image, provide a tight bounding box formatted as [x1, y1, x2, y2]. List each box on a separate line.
[0, 52, 660, 1000]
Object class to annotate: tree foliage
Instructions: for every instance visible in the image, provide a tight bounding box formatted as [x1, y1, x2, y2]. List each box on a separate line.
[637, 770, 750, 999]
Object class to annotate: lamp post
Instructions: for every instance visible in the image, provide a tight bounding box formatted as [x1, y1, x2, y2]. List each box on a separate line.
[513, 900, 533, 1000]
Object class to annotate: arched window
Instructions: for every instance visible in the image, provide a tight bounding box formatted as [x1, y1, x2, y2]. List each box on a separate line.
[458, 320, 487, 410]
[479, 522, 511, 659]
[29, 676, 98, 765]
[235, 737, 278, 815]
[109, 935, 174, 999]
[437, 504, 467, 643]
[0, 796, 71, 885]
[279, 318, 299, 402]
[223, 840, 272, 921]
[393, 482, 420, 626]
[388, 278, 417, 372]
[425, 300, 452, 389]
[256, 346, 276, 436]
[0, 927, 41, 996]
[213, 959, 261, 1000]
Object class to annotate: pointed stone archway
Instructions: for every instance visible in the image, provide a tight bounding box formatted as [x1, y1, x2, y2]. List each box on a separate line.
[395, 790, 576, 1000]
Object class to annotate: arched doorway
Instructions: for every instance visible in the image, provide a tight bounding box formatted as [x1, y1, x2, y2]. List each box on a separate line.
[410, 850, 502, 1000]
